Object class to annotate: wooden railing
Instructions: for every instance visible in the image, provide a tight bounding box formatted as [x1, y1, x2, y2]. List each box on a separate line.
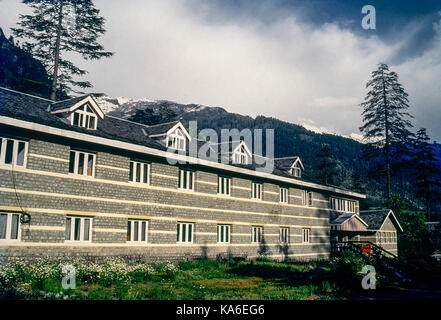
[331, 240, 398, 259]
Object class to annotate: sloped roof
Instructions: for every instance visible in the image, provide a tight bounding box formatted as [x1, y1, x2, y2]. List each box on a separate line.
[50, 95, 90, 112]
[146, 121, 180, 136]
[359, 209, 403, 232]
[273, 157, 300, 169]
[330, 213, 369, 227]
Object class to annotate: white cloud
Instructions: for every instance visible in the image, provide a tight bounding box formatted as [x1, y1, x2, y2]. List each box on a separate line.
[1, 0, 440, 140]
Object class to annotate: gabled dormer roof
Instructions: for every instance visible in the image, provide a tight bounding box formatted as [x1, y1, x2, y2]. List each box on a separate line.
[330, 213, 369, 227]
[359, 209, 403, 232]
[147, 121, 191, 141]
[50, 95, 104, 119]
[273, 156, 304, 171]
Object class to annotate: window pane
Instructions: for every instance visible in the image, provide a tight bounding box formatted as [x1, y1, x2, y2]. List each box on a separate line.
[136, 163, 141, 182]
[182, 224, 186, 242]
[83, 219, 90, 241]
[188, 224, 192, 242]
[88, 116, 95, 129]
[74, 218, 80, 240]
[5, 139, 14, 164]
[73, 112, 80, 126]
[177, 223, 180, 242]
[10, 214, 19, 239]
[129, 162, 133, 181]
[16, 142, 25, 166]
[78, 153, 84, 175]
[87, 154, 94, 176]
[69, 151, 75, 173]
[0, 214, 7, 239]
[65, 217, 71, 240]
[143, 164, 148, 184]
[134, 221, 139, 241]
[141, 221, 146, 242]
[127, 221, 131, 241]
[226, 226, 229, 242]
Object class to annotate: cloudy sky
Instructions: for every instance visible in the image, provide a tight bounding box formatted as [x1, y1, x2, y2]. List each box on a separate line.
[1, 0, 441, 141]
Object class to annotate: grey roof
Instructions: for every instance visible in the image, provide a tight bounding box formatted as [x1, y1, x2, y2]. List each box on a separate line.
[330, 213, 356, 225]
[0, 88, 164, 150]
[50, 95, 90, 112]
[273, 157, 300, 169]
[359, 210, 391, 230]
[146, 121, 180, 136]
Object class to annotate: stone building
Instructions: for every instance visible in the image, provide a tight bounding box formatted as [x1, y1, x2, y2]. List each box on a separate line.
[0, 87, 400, 263]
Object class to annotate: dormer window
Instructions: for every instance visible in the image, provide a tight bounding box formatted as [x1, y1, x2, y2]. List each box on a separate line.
[167, 129, 186, 151]
[71, 104, 97, 130]
[291, 163, 301, 177]
[233, 145, 249, 165]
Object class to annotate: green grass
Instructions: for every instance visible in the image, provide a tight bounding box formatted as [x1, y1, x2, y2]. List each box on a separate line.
[0, 257, 349, 300]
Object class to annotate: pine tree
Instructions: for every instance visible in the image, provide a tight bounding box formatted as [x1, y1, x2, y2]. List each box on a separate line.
[414, 128, 441, 221]
[12, 0, 113, 101]
[315, 144, 338, 185]
[359, 63, 414, 199]
[129, 108, 161, 126]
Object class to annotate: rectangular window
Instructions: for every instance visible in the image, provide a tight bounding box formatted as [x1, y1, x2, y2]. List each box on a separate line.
[251, 226, 263, 243]
[127, 219, 148, 242]
[0, 212, 21, 241]
[217, 224, 231, 243]
[129, 161, 150, 184]
[280, 227, 289, 244]
[218, 176, 231, 196]
[301, 190, 308, 206]
[307, 192, 313, 207]
[65, 216, 92, 242]
[177, 222, 194, 243]
[302, 228, 310, 243]
[68, 150, 95, 177]
[71, 104, 97, 130]
[330, 197, 357, 213]
[0, 138, 28, 168]
[178, 169, 194, 190]
[251, 182, 263, 200]
[280, 187, 288, 203]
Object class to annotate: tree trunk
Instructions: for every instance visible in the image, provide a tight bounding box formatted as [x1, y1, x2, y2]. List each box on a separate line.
[382, 72, 391, 199]
[50, 2, 64, 101]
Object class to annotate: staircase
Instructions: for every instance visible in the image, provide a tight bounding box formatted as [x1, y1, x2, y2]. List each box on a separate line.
[331, 240, 398, 259]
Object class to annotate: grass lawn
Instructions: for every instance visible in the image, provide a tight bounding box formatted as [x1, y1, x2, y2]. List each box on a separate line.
[0, 258, 347, 300]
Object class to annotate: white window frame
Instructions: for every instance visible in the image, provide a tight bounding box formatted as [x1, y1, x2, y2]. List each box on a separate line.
[69, 150, 96, 177]
[291, 164, 301, 178]
[233, 145, 249, 165]
[330, 197, 356, 213]
[129, 161, 150, 185]
[177, 222, 194, 243]
[301, 190, 308, 206]
[127, 219, 149, 243]
[279, 227, 289, 244]
[0, 212, 21, 241]
[178, 169, 195, 190]
[71, 104, 97, 130]
[251, 182, 263, 200]
[280, 187, 288, 203]
[302, 228, 310, 243]
[251, 226, 263, 243]
[65, 216, 92, 242]
[167, 129, 186, 151]
[217, 224, 231, 243]
[218, 176, 231, 196]
[0, 138, 28, 168]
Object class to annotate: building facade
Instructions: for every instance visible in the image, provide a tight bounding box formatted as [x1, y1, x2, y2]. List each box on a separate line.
[0, 87, 399, 263]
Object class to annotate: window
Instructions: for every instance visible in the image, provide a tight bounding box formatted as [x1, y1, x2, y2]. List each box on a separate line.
[127, 219, 148, 242]
[177, 222, 194, 243]
[218, 176, 231, 196]
[280, 227, 289, 244]
[330, 197, 356, 213]
[302, 228, 310, 243]
[0, 138, 28, 168]
[69, 150, 95, 177]
[251, 226, 263, 243]
[71, 104, 97, 129]
[167, 129, 186, 151]
[307, 192, 313, 207]
[301, 190, 308, 206]
[65, 216, 92, 242]
[233, 145, 249, 165]
[178, 169, 194, 190]
[251, 182, 263, 200]
[280, 187, 288, 203]
[291, 164, 301, 177]
[217, 224, 231, 243]
[0, 212, 21, 241]
[129, 161, 150, 184]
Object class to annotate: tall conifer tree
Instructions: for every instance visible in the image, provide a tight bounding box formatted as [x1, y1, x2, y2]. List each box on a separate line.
[12, 0, 113, 101]
[359, 63, 414, 199]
